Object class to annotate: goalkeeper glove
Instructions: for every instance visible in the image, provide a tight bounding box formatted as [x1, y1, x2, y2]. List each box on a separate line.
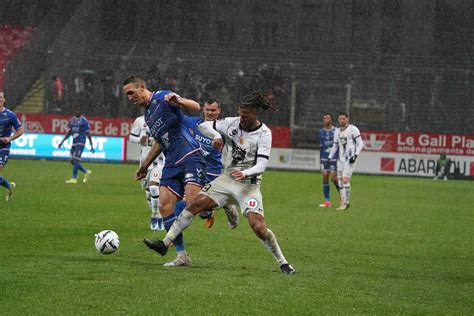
[349, 155, 358, 164]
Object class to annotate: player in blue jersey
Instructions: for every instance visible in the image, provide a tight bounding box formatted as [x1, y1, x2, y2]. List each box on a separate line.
[318, 113, 339, 208]
[58, 105, 94, 184]
[123, 76, 206, 267]
[0, 92, 24, 201]
[181, 98, 239, 229]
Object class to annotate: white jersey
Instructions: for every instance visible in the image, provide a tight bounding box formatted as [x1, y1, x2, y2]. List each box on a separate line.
[333, 124, 364, 162]
[214, 117, 271, 185]
[130, 116, 165, 170]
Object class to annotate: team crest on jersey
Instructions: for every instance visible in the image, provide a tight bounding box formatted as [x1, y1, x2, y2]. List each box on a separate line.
[239, 138, 245, 144]
[247, 198, 259, 210]
[231, 129, 238, 136]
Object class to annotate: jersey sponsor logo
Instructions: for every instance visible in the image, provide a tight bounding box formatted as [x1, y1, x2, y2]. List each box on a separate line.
[231, 141, 246, 161]
[148, 117, 165, 136]
[247, 198, 258, 210]
[185, 173, 194, 179]
[195, 133, 212, 145]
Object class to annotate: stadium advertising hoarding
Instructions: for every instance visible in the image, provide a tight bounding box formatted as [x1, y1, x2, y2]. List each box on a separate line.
[361, 131, 474, 156]
[361, 131, 474, 177]
[17, 113, 291, 148]
[17, 113, 134, 137]
[268, 131, 474, 178]
[10, 133, 126, 162]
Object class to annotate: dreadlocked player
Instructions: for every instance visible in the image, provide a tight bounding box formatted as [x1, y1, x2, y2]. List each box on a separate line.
[144, 92, 296, 274]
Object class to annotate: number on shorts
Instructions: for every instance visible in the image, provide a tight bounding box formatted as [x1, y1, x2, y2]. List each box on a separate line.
[202, 183, 211, 192]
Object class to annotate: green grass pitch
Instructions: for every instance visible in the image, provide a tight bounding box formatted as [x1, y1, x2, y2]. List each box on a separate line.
[0, 159, 473, 314]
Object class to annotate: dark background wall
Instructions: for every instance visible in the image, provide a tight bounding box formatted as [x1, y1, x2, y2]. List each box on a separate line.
[2, 0, 473, 147]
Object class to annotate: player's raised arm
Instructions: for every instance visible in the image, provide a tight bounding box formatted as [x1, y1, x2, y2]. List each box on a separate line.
[198, 120, 224, 151]
[135, 141, 162, 180]
[164, 93, 200, 114]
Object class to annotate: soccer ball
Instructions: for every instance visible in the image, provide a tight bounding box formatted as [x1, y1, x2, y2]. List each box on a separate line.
[94, 230, 120, 254]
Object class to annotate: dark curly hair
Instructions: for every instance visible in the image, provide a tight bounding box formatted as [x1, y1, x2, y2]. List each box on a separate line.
[240, 92, 277, 111]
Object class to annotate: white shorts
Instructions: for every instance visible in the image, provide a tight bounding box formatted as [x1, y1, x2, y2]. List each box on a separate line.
[337, 160, 357, 178]
[200, 174, 264, 217]
[141, 164, 163, 189]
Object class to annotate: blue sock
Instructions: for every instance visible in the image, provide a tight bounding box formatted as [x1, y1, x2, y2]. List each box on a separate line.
[323, 182, 330, 201]
[77, 162, 87, 173]
[163, 213, 185, 253]
[0, 175, 11, 189]
[72, 161, 79, 178]
[174, 200, 186, 217]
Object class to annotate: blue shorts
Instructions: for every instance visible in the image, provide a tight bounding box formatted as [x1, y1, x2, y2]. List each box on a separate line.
[71, 144, 85, 160]
[160, 160, 207, 198]
[0, 149, 10, 167]
[321, 159, 337, 172]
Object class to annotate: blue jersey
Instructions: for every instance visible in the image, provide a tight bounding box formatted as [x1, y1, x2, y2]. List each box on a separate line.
[68, 115, 90, 145]
[0, 107, 22, 150]
[182, 116, 222, 176]
[145, 90, 202, 167]
[319, 126, 338, 160]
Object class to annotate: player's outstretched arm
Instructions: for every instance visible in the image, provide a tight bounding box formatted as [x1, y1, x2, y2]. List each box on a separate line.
[198, 121, 224, 151]
[135, 141, 162, 180]
[164, 93, 200, 113]
[129, 118, 142, 144]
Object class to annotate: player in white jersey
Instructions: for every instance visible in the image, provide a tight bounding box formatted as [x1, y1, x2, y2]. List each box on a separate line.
[129, 115, 166, 230]
[144, 92, 295, 274]
[328, 112, 364, 211]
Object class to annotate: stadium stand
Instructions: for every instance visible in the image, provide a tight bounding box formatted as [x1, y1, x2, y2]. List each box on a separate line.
[2, 0, 473, 148]
[0, 26, 34, 90]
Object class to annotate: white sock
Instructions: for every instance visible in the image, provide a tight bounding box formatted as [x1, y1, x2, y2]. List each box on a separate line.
[163, 209, 195, 247]
[261, 229, 287, 266]
[344, 183, 351, 205]
[149, 185, 161, 219]
[339, 180, 346, 204]
[145, 190, 152, 209]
